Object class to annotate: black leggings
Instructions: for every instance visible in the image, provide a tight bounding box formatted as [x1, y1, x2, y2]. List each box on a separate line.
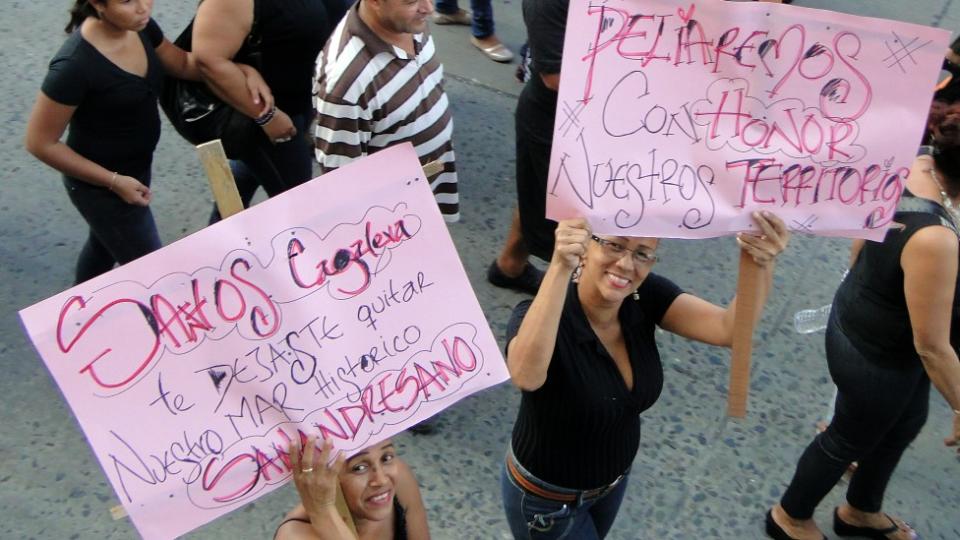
[779, 309, 930, 518]
[210, 111, 314, 222]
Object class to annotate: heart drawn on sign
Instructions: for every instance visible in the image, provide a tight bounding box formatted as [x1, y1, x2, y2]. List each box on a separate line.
[677, 4, 696, 25]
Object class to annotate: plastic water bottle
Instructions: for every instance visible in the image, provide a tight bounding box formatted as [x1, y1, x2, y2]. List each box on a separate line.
[794, 304, 832, 334]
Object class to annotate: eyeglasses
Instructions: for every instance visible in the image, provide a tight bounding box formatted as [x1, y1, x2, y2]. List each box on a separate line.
[591, 235, 659, 265]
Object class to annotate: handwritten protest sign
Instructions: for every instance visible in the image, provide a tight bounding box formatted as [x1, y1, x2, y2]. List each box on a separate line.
[18, 144, 509, 539]
[548, 0, 950, 240]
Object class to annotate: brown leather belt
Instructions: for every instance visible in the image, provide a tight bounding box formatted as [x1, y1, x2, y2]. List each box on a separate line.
[505, 454, 622, 503]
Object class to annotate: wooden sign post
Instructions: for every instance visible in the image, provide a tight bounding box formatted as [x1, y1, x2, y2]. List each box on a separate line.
[196, 140, 244, 219]
[727, 253, 763, 418]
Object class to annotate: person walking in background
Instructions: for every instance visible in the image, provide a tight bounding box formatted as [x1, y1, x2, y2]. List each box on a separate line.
[765, 107, 960, 540]
[432, 0, 514, 63]
[502, 213, 790, 539]
[24, 0, 204, 284]
[192, 0, 351, 221]
[486, 0, 565, 295]
[314, 0, 459, 434]
[314, 0, 460, 224]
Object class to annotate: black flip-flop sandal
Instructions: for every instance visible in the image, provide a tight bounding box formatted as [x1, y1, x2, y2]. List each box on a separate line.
[833, 507, 917, 539]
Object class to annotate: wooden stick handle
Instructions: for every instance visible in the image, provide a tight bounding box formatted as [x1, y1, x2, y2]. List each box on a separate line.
[196, 140, 244, 219]
[421, 160, 443, 177]
[727, 251, 763, 417]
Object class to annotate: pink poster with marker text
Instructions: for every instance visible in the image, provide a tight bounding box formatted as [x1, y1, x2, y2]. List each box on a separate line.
[548, 0, 950, 239]
[19, 144, 509, 539]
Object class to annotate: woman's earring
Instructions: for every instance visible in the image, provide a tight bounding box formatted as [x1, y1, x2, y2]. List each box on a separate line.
[632, 289, 640, 301]
[571, 262, 583, 283]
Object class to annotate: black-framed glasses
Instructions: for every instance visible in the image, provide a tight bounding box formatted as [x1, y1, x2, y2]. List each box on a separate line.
[591, 235, 659, 265]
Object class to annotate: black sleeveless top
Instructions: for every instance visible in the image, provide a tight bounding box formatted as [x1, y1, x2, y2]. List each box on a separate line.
[834, 190, 960, 365]
[257, 0, 351, 115]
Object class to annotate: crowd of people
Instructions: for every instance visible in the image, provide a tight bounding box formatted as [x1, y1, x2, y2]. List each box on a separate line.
[24, 1, 960, 539]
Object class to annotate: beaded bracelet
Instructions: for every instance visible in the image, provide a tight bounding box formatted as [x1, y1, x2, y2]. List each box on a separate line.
[254, 105, 277, 126]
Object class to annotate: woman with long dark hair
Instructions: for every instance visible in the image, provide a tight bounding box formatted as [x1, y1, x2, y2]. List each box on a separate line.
[765, 105, 960, 540]
[24, 0, 265, 283]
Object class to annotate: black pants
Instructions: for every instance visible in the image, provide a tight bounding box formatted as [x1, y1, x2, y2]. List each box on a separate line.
[64, 171, 161, 284]
[779, 309, 930, 518]
[515, 73, 558, 261]
[210, 111, 314, 222]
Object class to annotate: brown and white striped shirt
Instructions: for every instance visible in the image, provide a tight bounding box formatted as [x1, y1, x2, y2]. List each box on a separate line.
[313, 5, 459, 222]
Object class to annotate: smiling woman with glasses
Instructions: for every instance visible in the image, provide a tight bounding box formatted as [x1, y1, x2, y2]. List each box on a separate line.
[500, 212, 790, 539]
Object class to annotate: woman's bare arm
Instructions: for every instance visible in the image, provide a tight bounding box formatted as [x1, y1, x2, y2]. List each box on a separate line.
[506, 219, 590, 391]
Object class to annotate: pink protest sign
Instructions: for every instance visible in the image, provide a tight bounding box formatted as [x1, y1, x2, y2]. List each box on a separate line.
[547, 0, 951, 239]
[18, 144, 508, 539]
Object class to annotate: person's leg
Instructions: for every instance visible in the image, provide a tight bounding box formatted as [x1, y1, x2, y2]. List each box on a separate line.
[209, 142, 289, 223]
[845, 376, 929, 512]
[773, 312, 926, 537]
[467, 0, 512, 62]
[74, 231, 116, 284]
[495, 208, 530, 276]
[834, 375, 929, 538]
[586, 476, 629, 538]
[65, 172, 162, 282]
[516, 133, 558, 261]
[469, 0, 494, 38]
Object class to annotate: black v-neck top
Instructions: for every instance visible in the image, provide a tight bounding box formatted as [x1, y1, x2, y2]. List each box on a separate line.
[506, 274, 683, 489]
[41, 19, 164, 176]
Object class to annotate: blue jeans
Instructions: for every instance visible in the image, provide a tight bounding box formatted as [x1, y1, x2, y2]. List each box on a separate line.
[210, 111, 314, 222]
[435, 0, 494, 38]
[501, 451, 629, 539]
[64, 171, 161, 284]
[779, 308, 930, 519]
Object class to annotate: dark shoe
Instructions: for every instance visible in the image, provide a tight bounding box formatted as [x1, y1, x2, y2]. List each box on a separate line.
[833, 508, 916, 539]
[766, 510, 826, 540]
[487, 261, 544, 295]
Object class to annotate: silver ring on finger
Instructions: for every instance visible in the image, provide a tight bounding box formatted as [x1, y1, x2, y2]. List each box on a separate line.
[301, 467, 314, 473]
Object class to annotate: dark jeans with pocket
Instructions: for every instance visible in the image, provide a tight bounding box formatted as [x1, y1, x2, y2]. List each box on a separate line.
[501, 450, 629, 539]
[64, 171, 161, 284]
[779, 309, 930, 519]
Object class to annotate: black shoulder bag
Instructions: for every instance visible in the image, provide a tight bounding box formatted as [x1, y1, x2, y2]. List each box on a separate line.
[160, 0, 264, 159]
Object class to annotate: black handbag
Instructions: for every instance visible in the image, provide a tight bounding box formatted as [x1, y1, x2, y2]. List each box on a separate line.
[160, 0, 264, 159]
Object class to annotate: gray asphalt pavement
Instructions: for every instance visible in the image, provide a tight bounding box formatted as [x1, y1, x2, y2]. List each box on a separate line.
[1, 1, 958, 539]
